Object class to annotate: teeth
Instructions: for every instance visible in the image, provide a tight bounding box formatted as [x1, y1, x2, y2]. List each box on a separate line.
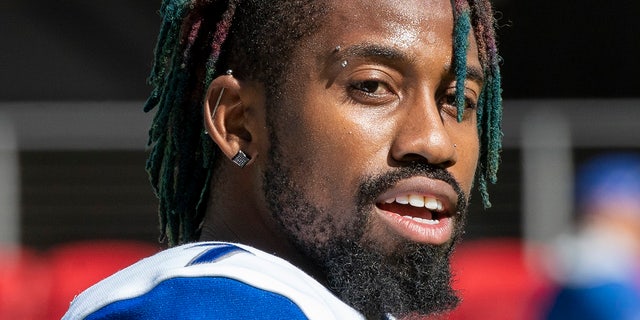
[411, 216, 440, 225]
[425, 198, 438, 211]
[387, 194, 443, 212]
[381, 195, 445, 212]
[408, 194, 424, 207]
[395, 195, 409, 205]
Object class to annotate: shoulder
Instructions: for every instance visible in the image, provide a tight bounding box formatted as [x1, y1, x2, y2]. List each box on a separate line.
[548, 283, 640, 320]
[63, 242, 363, 320]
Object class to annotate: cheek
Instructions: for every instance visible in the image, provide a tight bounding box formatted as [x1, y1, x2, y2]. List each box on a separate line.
[307, 101, 398, 176]
[277, 100, 392, 206]
[272, 105, 354, 201]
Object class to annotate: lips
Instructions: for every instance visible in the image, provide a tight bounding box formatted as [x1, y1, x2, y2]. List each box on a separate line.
[373, 177, 457, 245]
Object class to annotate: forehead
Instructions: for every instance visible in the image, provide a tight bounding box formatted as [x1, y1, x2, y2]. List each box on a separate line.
[329, 0, 453, 43]
[296, 0, 479, 71]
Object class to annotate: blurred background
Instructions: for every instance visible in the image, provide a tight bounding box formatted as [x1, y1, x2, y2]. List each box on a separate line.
[1, 0, 640, 319]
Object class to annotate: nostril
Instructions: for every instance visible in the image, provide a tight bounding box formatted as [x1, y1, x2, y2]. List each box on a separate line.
[402, 153, 428, 164]
[440, 158, 456, 169]
[397, 148, 456, 168]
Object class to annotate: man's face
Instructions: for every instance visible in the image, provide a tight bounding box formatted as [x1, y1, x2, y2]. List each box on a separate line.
[257, 0, 482, 317]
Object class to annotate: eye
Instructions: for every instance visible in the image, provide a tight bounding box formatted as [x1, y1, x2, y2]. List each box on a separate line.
[346, 79, 397, 106]
[351, 80, 390, 95]
[441, 94, 476, 109]
[439, 91, 478, 120]
[343, 68, 400, 106]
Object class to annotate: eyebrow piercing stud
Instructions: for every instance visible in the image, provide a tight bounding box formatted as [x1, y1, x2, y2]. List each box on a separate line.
[341, 60, 348, 68]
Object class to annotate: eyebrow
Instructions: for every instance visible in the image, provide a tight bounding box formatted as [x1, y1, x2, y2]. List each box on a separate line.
[337, 43, 485, 84]
[338, 43, 414, 66]
[454, 64, 485, 85]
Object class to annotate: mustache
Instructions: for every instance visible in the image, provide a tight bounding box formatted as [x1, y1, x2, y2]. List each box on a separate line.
[356, 163, 467, 214]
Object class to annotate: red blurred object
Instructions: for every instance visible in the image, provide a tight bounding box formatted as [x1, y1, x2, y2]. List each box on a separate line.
[445, 238, 555, 320]
[45, 240, 160, 320]
[0, 246, 50, 320]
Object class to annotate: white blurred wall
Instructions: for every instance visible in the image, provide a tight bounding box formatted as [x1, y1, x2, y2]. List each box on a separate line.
[0, 114, 19, 246]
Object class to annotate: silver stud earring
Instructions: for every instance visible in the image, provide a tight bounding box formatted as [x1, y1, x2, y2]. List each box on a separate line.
[231, 150, 251, 168]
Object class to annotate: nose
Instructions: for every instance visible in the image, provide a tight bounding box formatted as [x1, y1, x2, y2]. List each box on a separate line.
[390, 94, 457, 168]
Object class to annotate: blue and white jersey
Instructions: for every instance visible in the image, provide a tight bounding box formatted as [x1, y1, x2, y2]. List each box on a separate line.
[63, 242, 364, 319]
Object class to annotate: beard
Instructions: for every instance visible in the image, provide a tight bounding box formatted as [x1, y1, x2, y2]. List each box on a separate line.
[262, 137, 470, 319]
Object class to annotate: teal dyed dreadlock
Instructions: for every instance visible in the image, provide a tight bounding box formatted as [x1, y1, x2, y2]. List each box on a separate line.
[460, 0, 503, 208]
[144, 0, 503, 246]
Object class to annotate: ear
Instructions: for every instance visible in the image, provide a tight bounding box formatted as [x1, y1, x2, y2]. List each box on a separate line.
[203, 74, 254, 166]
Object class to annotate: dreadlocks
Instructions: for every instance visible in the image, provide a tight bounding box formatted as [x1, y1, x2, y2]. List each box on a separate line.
[144, 0, 503, 246]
